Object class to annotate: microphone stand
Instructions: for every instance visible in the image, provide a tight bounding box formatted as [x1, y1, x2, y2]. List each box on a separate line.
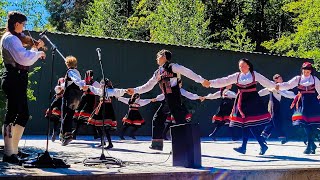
[23, 30, 69, 168]
[82, 49, 123, 166]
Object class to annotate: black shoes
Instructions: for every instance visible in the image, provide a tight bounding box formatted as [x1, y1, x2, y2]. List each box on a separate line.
[233, 147, 246, 154]
[3, 154, 20, 164]
[105, 144, 113, 149]
[259, 144, 268, 155]
[149, 145, 163, 151]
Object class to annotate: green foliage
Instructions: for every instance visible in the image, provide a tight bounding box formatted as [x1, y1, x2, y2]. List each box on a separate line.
[126, 0, 160, 40]
[262, 0, 320, 69]
[78, 0, 129, 38]
[45, 0, 94, 33]
[149, 0, 212, 47]
[215, 17, 256, 51]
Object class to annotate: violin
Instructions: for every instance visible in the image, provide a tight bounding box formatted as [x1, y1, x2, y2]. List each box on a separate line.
[17, 32, 47, 51]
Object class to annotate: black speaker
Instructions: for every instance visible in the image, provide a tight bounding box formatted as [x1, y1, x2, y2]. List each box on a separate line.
[170, 123, 201, 168]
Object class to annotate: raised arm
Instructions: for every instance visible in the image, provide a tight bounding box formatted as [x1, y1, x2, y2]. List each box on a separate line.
[154, 94, 165, 101]
[138, 99, 152, 107]
[277, 76, 299, 90]
[204, 91, 221, 100]
[133, 73, 158, 94]
[180, 88, 200, 100]
[258, 88, 270, 97]
[172, 64, 205, 83]
[68, 70, 85, 88]
[225, 90, 237, 98]
[107, 88, 126, 97]
[254, 71, 276, 89]
[209, 73, 238, 88]
[117, 97, 130, 104]
[3, 35, 44, 66]
[278, 90, 296, 99]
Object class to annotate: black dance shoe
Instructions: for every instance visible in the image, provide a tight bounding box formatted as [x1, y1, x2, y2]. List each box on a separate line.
[119, 135, 125, 140]
[233, 147, 246, 154]
[105, 144, 113, 149]
[3, 154, 20, 164]
[18, 151, 30, 158]
[149, 145, 163, 151]
[259, 144, 268, 155]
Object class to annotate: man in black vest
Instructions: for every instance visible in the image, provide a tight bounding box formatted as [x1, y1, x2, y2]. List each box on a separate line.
[127, 49, 210, 150]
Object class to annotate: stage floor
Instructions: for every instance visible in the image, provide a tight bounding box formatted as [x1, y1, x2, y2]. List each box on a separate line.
[0, 136, 320, 180]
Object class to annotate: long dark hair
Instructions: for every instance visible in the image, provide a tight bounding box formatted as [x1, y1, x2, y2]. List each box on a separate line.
[100, 78, 113, 89]
[6, 11, 27, 36]
[239, 58, 254, 73]
[129, 93, 140, 104]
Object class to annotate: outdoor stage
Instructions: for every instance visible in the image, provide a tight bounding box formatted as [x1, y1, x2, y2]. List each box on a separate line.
[0, 136, 319, 180]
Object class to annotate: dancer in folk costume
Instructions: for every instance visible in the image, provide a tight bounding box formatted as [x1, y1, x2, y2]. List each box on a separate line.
[258, 74, 295, 144]
[60, 56, 85, 146]
[153, 81, 202, 140]
[72, 70, 100, 140]
[127, 49, 210, 150]
[85, 78, 126, 149]
[201, 84, 239, 141]
[45, 77, 64, 142]
[118, 93, 153, 140]
[276, 62, 320, 154]
[209, 58, 276, 155]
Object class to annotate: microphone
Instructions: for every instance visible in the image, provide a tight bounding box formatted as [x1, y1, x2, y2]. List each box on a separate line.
[96, 48, 101, 60]
[39, 29, 48, 38]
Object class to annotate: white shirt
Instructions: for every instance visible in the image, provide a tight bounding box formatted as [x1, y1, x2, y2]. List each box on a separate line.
[155, 88, 200, 101]
[205, 89, 237, 100]
[209, 71, 275, 89]
[258, 88, 296, 101]
[60, 69, 85, 89]
[117, 97, 152, 107]
[89, 86, 126, 98]
[133, 63, 205, 94]
[278, 75, 320, 94]
[0, 32, 42, 66]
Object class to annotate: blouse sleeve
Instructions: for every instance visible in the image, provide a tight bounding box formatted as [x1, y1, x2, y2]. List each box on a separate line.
[209, 73, 238, 88]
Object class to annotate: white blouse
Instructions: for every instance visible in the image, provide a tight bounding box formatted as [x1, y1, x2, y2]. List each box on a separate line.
[278, 75, 320, 94]
[209, 71, 275, 89]
[258, 88, 296, 101]
[89, 86, 126, 98]
[117, 97, 152, 107]
[205, 89, 237, 100]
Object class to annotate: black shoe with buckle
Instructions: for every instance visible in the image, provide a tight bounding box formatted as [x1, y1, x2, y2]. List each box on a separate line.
[3, 154, 20, 164]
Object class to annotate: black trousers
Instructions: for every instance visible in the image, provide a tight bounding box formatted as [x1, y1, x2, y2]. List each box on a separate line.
[152, 93, 186, 139]
[61, 104, 75, 135]
[1, 68, 29, 127]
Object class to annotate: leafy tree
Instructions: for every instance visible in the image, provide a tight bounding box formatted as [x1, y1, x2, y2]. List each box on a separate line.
[126, 0, 160, 40]
[150, 0, 212, 47]
[215, 16, 255, 51]
[78, 0, 129, 38]
[45, 0, 94, 32]
[262, 0, 320, 69]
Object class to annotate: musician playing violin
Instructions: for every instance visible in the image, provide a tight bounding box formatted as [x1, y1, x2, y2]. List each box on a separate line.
[0, 11, 46, 164]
